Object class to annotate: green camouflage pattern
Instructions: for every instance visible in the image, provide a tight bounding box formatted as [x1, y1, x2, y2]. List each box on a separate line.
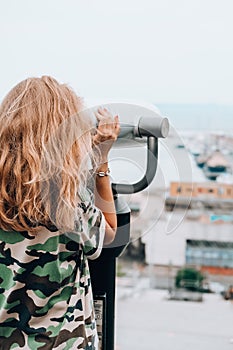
[0, 193, 105, 349]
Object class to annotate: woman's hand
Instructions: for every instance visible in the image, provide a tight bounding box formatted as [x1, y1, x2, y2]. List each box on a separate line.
[92, 108, 120, 163]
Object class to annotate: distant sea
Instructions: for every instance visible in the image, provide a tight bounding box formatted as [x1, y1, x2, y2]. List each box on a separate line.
[156, 104, 233, 132]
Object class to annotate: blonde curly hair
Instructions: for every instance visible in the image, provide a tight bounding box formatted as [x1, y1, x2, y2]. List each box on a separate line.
[0, 76, 96, 232]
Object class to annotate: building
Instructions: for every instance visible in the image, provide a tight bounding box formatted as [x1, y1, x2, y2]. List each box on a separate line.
[141, 181, 233, 288]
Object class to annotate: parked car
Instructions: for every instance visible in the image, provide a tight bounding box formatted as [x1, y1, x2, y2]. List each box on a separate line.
[223, 285, 233, 300]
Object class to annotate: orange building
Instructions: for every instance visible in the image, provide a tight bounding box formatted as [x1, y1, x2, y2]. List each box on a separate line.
[170, 181, 233, 200]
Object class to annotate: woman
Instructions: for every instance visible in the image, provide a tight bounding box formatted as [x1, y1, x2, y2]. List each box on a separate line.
[0, 76, 120, 349]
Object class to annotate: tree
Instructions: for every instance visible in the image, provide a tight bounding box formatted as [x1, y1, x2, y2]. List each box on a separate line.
[175, 267, 205, 291]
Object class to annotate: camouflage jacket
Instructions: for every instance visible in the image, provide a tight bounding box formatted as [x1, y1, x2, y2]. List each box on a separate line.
[0, 193, 105, 350]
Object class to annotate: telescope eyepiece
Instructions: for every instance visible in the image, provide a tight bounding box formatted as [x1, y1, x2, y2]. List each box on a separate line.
[136, 116, 169, 139]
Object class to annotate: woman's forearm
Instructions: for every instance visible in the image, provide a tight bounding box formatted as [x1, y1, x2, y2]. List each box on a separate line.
[94, 162, 117, 245]
[92, 108, 120, 245]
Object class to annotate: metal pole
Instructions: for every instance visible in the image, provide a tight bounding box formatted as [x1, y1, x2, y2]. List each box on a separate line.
[90, 198, 131, 350]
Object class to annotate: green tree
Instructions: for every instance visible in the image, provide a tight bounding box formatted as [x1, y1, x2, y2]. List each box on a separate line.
[175, 267, 205, 291]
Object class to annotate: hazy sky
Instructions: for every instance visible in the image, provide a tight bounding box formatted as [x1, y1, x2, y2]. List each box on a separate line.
[1, 0, 233, 104]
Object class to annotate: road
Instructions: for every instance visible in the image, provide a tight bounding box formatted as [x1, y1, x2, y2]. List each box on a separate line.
[116, 287, 233, 350]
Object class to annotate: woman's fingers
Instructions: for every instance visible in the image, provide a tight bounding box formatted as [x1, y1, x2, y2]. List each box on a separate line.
[95, 109, 119, 132]
[95, 109, 114, 126]
[93, 108, 120, 146]
[97, 107, 112, 117]
[114, 115, 120, 133]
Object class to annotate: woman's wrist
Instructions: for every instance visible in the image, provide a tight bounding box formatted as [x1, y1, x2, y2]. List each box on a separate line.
[96, 167, 110, 177]
[96, 160, 109, 173]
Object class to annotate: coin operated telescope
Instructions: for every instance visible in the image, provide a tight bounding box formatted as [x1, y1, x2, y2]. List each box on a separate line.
[89, 103, 169, 350]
